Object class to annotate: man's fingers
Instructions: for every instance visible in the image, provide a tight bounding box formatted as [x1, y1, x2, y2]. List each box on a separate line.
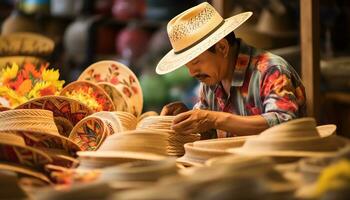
[172, 117, 193, 131]
[173, 111, 192, 124]
[160, 106, 169, 116]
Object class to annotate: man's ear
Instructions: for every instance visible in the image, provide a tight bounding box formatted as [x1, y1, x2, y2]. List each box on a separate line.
[214, 39, 229, 57]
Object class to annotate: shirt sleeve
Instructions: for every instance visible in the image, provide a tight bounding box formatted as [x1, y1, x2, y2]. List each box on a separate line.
[193, 83, 210, 110]
[260, 65, 305, 127]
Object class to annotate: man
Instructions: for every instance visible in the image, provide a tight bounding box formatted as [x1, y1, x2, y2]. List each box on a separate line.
[156, 2, 306, 138]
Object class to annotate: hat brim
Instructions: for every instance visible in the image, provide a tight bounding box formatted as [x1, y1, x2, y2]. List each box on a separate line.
[0, 141, 52, 169]
[156, 12, 253, 75]
[176, 156, 205, 167]
[229, 125, 348, 158]
[15, 131, 82, 156]
[0, 162, 51, 183]
[16, 95, 94, 137]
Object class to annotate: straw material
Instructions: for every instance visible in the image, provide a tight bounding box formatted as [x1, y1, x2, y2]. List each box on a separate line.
[98, 130, 169, 156]
[230, 118, 350, 159]
[193, 135, 257, 150]
[16, 95, 94, 137]
[137, 116, 200, 156]
[0, 109, 81, 158]
[77, 151, 166, 169]
[92, 111, 123, 136]
[0, 109, 58, 135]
[0, 32, 54, 56]
[69, 116, 109, 151]
[0, 133, 52, 169]
[177, 143, 230, 167]
[0, 162, 51, 184]
[99, 158, 177, 182]
[113, 111, 137, 131]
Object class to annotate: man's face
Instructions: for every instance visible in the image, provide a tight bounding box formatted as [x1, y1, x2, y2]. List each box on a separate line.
[185, 49, 224, 85]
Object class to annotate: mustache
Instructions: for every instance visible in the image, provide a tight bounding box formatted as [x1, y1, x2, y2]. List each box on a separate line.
[194, 73, 209, 79]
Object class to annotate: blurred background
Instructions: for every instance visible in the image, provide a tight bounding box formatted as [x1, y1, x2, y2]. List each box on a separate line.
[0, 0, 349, 136]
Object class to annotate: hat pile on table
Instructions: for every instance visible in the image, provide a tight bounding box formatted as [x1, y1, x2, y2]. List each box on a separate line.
[0, 109, 81, 184]
[137, 116, 201, 156]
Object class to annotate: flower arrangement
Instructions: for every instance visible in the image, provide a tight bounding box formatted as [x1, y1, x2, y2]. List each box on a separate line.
[0, 62, 65, 108]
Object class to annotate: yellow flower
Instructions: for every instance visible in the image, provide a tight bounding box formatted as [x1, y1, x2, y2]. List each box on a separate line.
[64, 90, 102, 111]
[1, 63, 19, 83]
[28, 81, 55, 99]
[0, 86, 27, 108]
[41, 68, 65, 90]
[42, 68, 59, 82]
[316, 159, 350, 197]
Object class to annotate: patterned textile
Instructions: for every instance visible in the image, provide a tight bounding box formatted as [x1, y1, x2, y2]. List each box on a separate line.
[194, 39, 306, 138]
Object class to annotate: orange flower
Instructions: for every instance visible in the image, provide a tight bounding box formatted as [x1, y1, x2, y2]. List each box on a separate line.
[17, 79, 32, 96]
[39, 85, 57, 96]
[23, 62, 42, 79]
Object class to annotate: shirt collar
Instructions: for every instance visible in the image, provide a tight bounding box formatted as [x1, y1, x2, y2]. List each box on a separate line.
[231, 39, 252, 87]
[209, 39, 253, 92]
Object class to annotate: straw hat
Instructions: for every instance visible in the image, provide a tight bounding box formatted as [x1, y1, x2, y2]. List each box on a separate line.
[98, 130, 169, 156]
[16, 95, 93, 137]
[69, 116, 109, 151]
[77, 151, 166, 169]
[0, 109, 81, 157]
[113, 111, 138, 131]
[0, 133, 52, 169]
[156, 2, 252, 74]
[0, 162, 51, 184]
[176, 143, 230, 167]
[137, 115, 201, 156]
[0, 32, 54, 56]
[91, 111, 124, 135]
[193, 135, 257, 150]
[99, 158, 177, 182]
[230, 118, 350, 159]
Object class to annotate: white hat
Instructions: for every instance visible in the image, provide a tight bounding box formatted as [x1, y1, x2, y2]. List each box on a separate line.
[156, 2, 252, 75]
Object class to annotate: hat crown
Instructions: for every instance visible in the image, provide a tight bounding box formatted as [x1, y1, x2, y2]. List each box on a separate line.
[167, 2, 223, 53]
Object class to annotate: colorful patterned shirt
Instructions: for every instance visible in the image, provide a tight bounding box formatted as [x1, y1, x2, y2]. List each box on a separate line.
[194, 39, 306, 138]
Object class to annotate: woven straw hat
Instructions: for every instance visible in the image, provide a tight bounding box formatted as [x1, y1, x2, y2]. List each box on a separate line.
[156, 2, 252, 74]
[0, 109, 81, 157]
[0, 32, 54, 56]
[176, 143, 230, 167]
[77, 151, 166, 169]
[0, 162, 51, 184]
[0, 133, 52, 169]
[16, 95, 93, 137]
[137, 115, 201, 156]
[98, 130, 169, 156]
[230, 118, 350, 158]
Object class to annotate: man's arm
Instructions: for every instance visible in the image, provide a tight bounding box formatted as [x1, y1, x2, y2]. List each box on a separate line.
[172, 109, 269, 136]
[213, 111, 269, 135]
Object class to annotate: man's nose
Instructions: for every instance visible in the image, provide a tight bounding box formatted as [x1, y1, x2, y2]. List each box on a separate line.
[187, 66, 198, 77]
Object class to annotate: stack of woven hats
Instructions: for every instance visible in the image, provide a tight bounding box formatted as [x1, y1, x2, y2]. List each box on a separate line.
[0, 109, 82, 184]
[137, 116, 200, 156]
[77, 129, 169, 169]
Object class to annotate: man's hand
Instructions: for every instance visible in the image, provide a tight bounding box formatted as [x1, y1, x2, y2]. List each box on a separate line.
[160, 101, 189, 116]
[172, 109, 217, 135]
